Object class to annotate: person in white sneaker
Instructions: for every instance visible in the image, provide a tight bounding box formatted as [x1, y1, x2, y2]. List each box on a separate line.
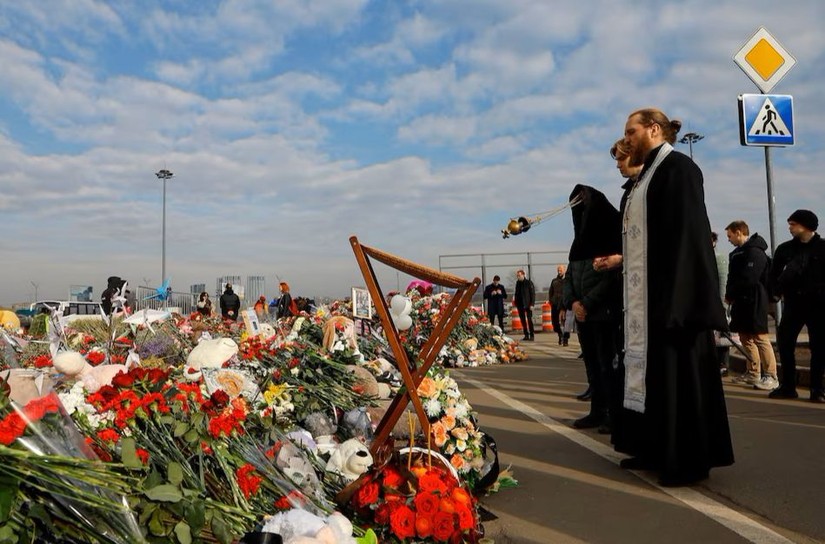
[724, 220, 778, 389]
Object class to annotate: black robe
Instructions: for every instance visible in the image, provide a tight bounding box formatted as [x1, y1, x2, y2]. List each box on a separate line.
[611, 145, 734, 482]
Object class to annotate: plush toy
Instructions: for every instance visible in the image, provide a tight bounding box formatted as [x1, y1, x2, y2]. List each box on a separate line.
[53, 351, 129, 393]
[324, 438, 373, 483]
[258, 322, 277, 339]
[322, 317, 363, 361]
[184, 337, 238, 381]
[260, 510, 355, 544]
[348, 365, 379, 398]
[286, 317, 306, 341]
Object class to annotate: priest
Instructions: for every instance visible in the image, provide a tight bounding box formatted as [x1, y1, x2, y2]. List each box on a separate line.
[594, 108, 734, 486]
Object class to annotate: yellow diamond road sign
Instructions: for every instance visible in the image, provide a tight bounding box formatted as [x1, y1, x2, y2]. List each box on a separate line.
[734, 27, 796, 93]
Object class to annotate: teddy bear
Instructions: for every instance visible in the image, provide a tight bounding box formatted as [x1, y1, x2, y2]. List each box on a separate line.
[52, 351, 129, 393]
[258, 510, 355, 544]
[324, 438, 373, 483]
[183, 337, 239, 381]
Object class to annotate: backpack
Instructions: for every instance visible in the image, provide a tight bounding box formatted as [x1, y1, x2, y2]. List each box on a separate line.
[289, 298, 299, 316]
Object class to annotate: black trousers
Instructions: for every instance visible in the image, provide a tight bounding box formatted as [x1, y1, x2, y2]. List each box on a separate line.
[488, 310, 505, 329]
[577, 319, 618, 418]
[777, 301, 825, 393]
[550, 305, 569, 340]
[517, 306, 535, 337]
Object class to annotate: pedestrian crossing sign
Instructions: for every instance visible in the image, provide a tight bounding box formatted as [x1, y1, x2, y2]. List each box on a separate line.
[739, 94, 794, 146]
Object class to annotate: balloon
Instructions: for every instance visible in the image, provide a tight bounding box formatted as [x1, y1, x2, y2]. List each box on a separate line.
[390, 295, 411, 316]
[393, 314, 413, 331]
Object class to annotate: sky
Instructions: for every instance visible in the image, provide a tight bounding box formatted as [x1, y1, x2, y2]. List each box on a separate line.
[2, 0, 824, 306]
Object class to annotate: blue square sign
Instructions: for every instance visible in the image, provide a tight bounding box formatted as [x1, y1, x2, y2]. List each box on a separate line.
[739, 94, 794, 146]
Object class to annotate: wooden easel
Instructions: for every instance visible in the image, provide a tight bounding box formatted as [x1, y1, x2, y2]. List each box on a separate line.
[349, 236, 481, 456]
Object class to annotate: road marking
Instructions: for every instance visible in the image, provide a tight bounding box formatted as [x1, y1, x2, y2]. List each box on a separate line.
[460, 374, 796, 544]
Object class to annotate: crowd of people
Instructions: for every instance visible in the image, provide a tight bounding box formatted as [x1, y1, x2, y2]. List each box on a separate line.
[194, 281, 303, 322]
[482, 106, 823, 487]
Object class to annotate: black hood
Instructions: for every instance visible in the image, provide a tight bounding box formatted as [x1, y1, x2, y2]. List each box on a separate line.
[743, 233, 768, 252]
[568, 184, 622, 261]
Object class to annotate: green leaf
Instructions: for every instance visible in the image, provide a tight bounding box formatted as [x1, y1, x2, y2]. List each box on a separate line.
[138, 503, 157, 525]
[184, 501, 205, 532]
[173, 422, 189, 437]
[210, 515, 233, 544]
[145, 484, 183, 503]
[120, 436, 143, 468]
[160, 415, 175, 425]
[356, 529, 379, 544]
[174, 521, 192, 544]
[167, 462, 184, 486]
[0, 476, 18, 523]
[184, 429, 200, 444]
[0, 524, 19, 544]
[149, 509, 168, 536]
[191, 412, 205, 427]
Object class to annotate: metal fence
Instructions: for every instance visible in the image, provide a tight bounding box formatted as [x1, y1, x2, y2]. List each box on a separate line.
[439, 250, 568, 310]
[135, 286, 196, 315]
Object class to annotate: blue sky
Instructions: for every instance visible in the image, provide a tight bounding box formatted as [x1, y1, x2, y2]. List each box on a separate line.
[2, 0, 824, 306]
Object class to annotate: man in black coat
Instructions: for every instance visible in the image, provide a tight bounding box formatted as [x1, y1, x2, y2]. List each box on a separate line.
[514, 270, 535, 341]
[725, 221, 778, 390]
[548, 266, 569, 345]
[483, 275, 507, 329]
[768, 210, 825, 402]
[220, 283, 241, 321]
[595, 108, 734, 486]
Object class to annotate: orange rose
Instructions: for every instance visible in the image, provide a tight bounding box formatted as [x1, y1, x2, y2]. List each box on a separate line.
[431, 421, 448, 448]
[440, 414, 456, 431]
[455, 503, 475, 531]
[390, 504, 416, 540]
[415, 514, 434, 538]
[439, 497, 456, 514]
[450, 454, 466, 472]
[451, 486, 472, 506]
[382, 466, 405, 489]
[417, 377, 438, 399]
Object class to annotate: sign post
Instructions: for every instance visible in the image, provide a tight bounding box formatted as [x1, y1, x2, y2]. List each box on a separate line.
[734, 27, 797, 324]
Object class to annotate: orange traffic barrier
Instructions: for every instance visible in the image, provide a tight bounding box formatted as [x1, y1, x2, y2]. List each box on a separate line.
[510, 306, 522, 332]
[542, 302, 553, 332]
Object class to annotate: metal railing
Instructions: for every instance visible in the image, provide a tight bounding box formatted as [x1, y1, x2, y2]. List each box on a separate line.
[135, 286, 196, 315]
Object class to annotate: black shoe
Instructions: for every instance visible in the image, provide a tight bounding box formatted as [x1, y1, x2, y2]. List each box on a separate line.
[558, 337, 563, 345]
[810, 390, 825, 403]
[573, 414, 603, 429]
[619, 457, 654, 470]
[575, 387, 592, 401]
[768, 388, 799, 399]
[563, 339, 569, 346]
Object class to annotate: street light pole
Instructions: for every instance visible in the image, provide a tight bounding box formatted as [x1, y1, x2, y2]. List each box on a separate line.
[155, 169, 174, 284]
[30, 281, 39, 302]
[679, 132, 705, 160]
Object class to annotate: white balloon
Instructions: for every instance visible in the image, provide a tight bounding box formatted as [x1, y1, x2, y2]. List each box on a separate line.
[390, 295, 411, 316]
[394, 314, 413, 331]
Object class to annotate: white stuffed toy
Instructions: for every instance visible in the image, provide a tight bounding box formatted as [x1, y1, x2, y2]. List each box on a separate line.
[53, 351, 129, 393]
[324, 438, 373, 483]
[286, 317, 306, 341]
[184, 338, 239, 381]
[260, 510, 355, 544]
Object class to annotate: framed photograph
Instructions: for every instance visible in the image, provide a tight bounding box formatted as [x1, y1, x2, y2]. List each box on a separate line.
[352, 287, 372, 320]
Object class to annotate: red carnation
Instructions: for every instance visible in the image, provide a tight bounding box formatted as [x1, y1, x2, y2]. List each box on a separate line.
[110, 371, 134, 388]
[236, 463, 263, 499]
[86, 351, 106, 365]
[0, 413, 26, 446]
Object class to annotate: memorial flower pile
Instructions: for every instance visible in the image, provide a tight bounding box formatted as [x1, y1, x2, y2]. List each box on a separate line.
[346, 452, 482, 543]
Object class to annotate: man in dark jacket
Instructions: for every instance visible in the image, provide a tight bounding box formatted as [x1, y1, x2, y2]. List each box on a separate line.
[483, 275, 507, 329]
[769, 210, 825, 402]
[220, 283, 241, 321]
[725, 221, 778, 390]
[514, 270, 535, 341]
[564, 185, 623, 431]
[548, 265, 569, 345]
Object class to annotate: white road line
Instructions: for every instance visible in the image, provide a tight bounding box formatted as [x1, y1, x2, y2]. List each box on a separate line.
[460, 374, 796, 544]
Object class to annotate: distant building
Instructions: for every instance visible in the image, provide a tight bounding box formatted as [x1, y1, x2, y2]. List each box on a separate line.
[246, 276, 266, 307]
[190, 283, 206, 295]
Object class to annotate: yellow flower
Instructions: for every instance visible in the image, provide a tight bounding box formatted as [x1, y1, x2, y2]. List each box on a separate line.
[263, 383, 287, 405]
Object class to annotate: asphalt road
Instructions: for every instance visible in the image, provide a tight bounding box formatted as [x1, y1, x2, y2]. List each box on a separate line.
[451, 332, 825, 544]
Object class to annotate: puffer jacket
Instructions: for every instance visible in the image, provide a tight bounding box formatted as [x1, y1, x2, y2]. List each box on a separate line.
[726, 233, 770, 333]
[562, 259, 621, 322]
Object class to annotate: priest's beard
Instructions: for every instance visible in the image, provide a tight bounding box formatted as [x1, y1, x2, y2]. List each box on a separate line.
[629, 132, 657, 167]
